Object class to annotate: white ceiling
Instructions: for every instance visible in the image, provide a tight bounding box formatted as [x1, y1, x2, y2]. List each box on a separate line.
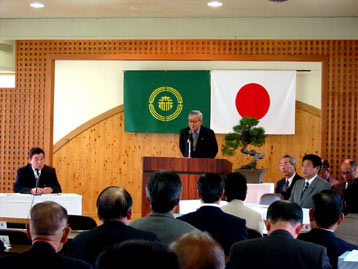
[0, 0, 357, 19]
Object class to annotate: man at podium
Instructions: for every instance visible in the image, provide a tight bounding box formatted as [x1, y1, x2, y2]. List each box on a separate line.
[179, 110, 218, 158]
[13, 147, 62, 194]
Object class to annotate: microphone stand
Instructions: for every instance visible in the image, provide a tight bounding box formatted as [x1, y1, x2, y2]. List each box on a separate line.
[34, 170, 41, 196]
[187, 139, 191, 158]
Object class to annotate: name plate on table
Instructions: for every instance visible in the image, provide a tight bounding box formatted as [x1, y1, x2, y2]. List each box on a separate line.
[0, 193, 82, 218]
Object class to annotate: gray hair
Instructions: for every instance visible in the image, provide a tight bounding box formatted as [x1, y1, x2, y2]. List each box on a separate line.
[281, 154, 296, 165]
[188, 110, 203, 121]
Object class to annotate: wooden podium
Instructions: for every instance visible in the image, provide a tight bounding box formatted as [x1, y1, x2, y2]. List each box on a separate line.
[141, 157, 232, 217]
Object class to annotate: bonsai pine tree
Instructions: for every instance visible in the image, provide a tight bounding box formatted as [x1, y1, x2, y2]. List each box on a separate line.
[222, 116, 267, 169]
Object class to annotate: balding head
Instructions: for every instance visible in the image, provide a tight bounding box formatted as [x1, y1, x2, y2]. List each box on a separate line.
[97, 186, 132, 222]
[170, 231, 225, 269]
[341, 159, 357, 184]
[30, 201, 68, 236]
[28, 201, 70, 252]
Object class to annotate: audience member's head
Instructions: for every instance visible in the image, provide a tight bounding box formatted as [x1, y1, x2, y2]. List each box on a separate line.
[267, 200, 303, 226]
[302, 154, 321, 179]
[344, 183, 358, 214]
[146, 170, 182, 213]
[311, 190, 343, 229]
[96, 186, 132, 223]
[95, 240, 179, 269]
[266, 200, 303, 238]
[224, 172, 247, 202]
[341, 159, 357, 184]
[279, 154, 297, 178]
[170, 231, 225, 269]
[319, 159, 330, 180]
[197, 173, 224, 203]
[28, 201, 71, 252]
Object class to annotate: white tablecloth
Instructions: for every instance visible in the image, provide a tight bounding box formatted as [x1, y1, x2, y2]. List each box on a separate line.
[0, 193, 82, 218]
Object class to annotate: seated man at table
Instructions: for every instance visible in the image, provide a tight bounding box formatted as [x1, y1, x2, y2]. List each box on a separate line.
[298, 190, 358, 269]
[72, 186, 160, 265]
[227, 200, 331, 269]
[130, 171, 197, 246]
[177, 173, 247, 254]
[13, 147, 62, 194]
[221, 172, 264, 234]
[0, 201, 92, 268]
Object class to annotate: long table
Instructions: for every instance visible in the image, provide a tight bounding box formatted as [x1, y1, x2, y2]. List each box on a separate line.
[0, 193, 82, 218]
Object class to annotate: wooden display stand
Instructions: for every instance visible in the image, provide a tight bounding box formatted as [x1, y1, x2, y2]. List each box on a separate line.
[142, 157, 232, 217]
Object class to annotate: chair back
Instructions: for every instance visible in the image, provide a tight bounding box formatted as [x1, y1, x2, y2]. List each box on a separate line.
[259, 193, 284, 206]
[247, 227, 263, 239]
[0, 229, 32, 245]
[67, 215, 97, 231]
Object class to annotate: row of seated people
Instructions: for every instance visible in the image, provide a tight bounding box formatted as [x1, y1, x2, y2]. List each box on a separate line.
[1, 167, 358, 268]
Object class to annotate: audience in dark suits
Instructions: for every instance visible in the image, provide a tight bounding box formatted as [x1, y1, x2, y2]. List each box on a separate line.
[289, 154, 330, 208]
[95, 240, 179, 269]
[298, 190, 358, 269]
[130, 171, 197, 246]
[0, 201, 92, 269]
[221, 172, 264, 234]
[72, 186, 160, 265]
[227, 200, 331, 269]
[275, 154, 303, 200]
[319, 159, 339, 186]
[177, 173, 247, 254]
[179, 110, 218, 158]
[332, 159, 357, 198]
[13, 147, 62, 194]
[335, 182, 358, 245]
[170, 231, 225, 269]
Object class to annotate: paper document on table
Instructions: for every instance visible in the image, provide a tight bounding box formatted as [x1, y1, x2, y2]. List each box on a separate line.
[344, 250, 358, 262]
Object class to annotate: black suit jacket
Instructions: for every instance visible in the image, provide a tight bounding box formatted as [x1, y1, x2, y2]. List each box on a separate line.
[177, 206, 247, 254]
[179, 126, 218, 158]
[72, 221, 160, 265]
[227, 229, 331, 269]
[13, 164, 62, 193]
[298, 228, 358, 269]
[0, 242, 92, 269]
[275, 173, 303, 200]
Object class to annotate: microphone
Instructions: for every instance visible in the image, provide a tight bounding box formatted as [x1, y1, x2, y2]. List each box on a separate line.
[188, 130, 193, 140]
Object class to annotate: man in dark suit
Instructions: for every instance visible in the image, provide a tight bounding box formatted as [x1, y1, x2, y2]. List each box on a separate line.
[227, 200, 331, 269]
[319, 159, 339, 186]
[72, 186, 160, 265]
[0, 201, 92, 269]
[13, 147, 62, 194]
[177, 173, 247, 254]
[275, 154, 303, 200]
[298, 190, 358, 269]
[179, 110, 218, 158]
[332, 159, 357, 198]
[289, 154, 330, 208]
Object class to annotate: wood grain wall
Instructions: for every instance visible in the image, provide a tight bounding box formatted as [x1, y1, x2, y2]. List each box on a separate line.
[53, 102, 320, 219]
[0, 40, 357, 220]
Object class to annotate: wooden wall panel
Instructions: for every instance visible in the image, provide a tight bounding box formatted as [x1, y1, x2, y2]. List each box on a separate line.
[0, 39, 356, 220]
[53, 103, 320, 219]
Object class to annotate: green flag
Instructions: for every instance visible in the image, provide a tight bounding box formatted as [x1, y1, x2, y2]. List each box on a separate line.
[124, 70, 210, 133]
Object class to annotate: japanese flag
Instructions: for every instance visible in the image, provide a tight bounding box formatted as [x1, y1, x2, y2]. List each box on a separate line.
[210, 70, 296, 134]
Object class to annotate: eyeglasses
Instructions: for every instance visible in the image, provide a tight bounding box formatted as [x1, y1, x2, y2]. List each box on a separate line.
[62, 223, 69, 232]
[188, 120, 200, 124]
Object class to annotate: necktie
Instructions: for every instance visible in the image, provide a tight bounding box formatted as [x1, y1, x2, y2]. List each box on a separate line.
[303, 181, 309, 192]
[282, 179, 289, 192]
[193, 131, 199, 151]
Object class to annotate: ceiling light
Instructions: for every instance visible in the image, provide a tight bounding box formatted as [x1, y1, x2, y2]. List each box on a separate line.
[268, 0, 288, 2]
[30, 2, 45, 8]
[208, 1, 223, 7]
